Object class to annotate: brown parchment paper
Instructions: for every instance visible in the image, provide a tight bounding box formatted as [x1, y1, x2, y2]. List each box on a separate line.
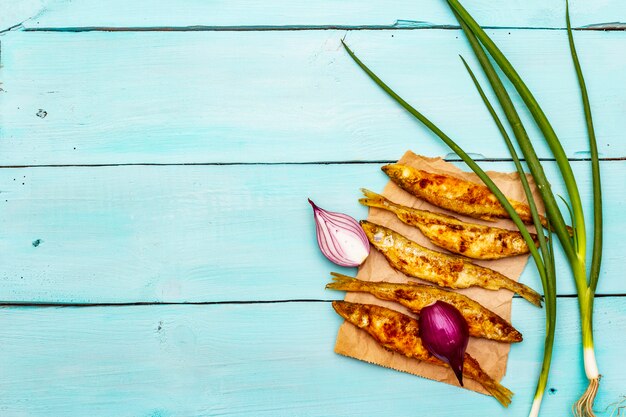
[334, 151, 543, 397]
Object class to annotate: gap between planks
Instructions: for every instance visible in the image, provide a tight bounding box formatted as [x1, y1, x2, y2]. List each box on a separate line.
[1, 294, 624, 308]
[19, 24, 626, 33]
[0, 157, 624, 169]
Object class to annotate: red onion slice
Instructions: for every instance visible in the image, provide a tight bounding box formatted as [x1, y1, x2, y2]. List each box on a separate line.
[309, 199, 370, 267]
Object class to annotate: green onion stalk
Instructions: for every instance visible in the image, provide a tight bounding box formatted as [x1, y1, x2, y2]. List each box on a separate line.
[454, 17, 558, 415]
[566, 1, 603, 415]
[340, 0, 602, 415]
[341, 37, 554, 411]
[446, 1, 602, 415]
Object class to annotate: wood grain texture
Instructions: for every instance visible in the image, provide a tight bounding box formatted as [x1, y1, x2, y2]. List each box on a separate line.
[17, 0, 626, 30]
[1, 161, 622, 304]
[0, 0, 46, 32]
[1, 30, 625, 165]
[0, 299, 623, 417]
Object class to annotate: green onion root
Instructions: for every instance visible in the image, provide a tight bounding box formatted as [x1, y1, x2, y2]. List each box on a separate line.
[573, 374, 600, 417]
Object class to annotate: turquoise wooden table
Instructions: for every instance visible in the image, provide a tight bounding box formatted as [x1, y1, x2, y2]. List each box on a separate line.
[1, 1, 625, 416]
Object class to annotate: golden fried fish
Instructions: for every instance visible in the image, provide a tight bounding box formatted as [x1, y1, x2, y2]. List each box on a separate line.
[360, 189, 539, 260]
[327, 273, 522, 343]
[360, 221, 542, 307]
[332, 301, 514, 407]
[382, 164, 549, 228]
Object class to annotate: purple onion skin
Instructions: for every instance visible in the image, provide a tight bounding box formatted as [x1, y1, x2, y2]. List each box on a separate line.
[419, 301, 470, 386]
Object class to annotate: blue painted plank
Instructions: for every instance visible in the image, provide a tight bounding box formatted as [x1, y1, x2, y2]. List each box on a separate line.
[0, 0, 47, 32]
[0, 298, 623, 416]
[0, 160, 622, 303]
[1, 30, 624, 165]
[16, 0, 626, 30]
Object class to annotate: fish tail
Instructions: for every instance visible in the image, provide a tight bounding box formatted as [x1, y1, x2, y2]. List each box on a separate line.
[509, 281, 543, 307]
[465, 354, 514, 407]
[359, 189, 398, 213]
[478, 265, 543, 307]
[507, 329, 524, 343]
[538, 213, 574, 236]
[490, 323, 524, 343]
[487, 378, 514, 408]
[529, 232, 541, 248]
[326, 272, 367, 292]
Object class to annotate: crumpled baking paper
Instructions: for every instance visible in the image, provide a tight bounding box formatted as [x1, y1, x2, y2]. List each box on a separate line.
[334, 151, 542, 397]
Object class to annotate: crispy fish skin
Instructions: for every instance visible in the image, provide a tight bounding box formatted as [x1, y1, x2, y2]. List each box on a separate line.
[332, 301, 514, 407]
[360, 220, 542, 307]
[327, 273, 522, 343]
[382, 164, 549, 228]
[360, 189, 538, 260]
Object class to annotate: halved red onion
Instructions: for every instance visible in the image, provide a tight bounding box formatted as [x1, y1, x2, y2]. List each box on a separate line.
[309, 199, 370, 267]
[419, 301, 470, 386]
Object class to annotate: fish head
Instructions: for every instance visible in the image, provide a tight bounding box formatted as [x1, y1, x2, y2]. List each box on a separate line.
[332, 301, 371, 328]
[381, 163, 414, 182]
[359, 220, 380, 240]
[332, 300, 354, 318]
[359, 220, 393, 248]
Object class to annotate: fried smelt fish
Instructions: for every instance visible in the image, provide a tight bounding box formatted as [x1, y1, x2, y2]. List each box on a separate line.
[382, 164, 549, 228]
[332, 301, 514, 407]
[360, 221, 542, 307]
[327, 273, 522, 343]
[360, 189, 539, 260]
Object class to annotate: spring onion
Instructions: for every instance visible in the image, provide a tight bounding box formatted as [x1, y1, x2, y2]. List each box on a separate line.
[453, 12, 557, 415]
[448, 2, 602, 415]
[341, 1, 603, 415]
[566, 1, 603, 415]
